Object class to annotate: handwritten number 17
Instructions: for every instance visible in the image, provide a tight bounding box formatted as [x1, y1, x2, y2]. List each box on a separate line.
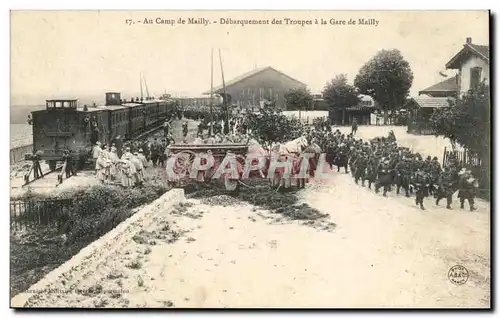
[126, 19, 132, 25]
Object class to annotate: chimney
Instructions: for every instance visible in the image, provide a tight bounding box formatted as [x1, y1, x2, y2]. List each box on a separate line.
[466, 37, 472, 44]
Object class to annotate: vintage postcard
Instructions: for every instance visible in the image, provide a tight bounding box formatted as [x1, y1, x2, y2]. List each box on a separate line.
[10, 10, 490, 308]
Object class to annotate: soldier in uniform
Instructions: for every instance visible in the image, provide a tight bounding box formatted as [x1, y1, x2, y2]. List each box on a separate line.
[197, 121, 204, 137]
[365, 153, 379, 190]
[150, 138, 160, 166]
[182, 121, 189, 138]
[33, 149, 44, 179]
[457, 169, 478, 211]
[158, 139, 167, 167]
[353, 152, 368, 186]
[62, 149, 76, 179]
[428, 156, 442, 196]
[394, 156, 411, 197]
[411, 169, 430, 210]
[163, 119, 171, 138]
[435, 166, 456, 209]
[374, 158, 393, 197]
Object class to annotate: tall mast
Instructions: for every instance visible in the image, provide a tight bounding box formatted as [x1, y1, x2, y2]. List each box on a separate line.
[140, 73, 144, 100]
[219, 49, 229, 134]
[143, 73, 150, 98]
[210, 48, 214, 135]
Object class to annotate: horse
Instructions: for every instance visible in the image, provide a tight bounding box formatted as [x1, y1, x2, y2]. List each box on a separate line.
[270, 136, 309, 190]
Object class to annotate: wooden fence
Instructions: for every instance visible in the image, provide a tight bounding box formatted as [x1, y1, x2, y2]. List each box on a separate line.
[407, 121, 437, 135]
[10, 144, 33, 164]
[10, 198, 74, 231]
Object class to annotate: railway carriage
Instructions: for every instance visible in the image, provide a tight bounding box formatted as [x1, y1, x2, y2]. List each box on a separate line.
[25, 92, 174, 171]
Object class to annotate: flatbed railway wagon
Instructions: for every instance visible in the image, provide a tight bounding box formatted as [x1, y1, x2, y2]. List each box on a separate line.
[166, 143, 249, 191]
[25, 92, 172, 171]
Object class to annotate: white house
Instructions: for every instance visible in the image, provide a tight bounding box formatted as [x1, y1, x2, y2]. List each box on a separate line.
[445, 37, 489, 95]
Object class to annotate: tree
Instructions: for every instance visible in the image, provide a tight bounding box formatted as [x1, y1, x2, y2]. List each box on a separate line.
[322, 74, 360, 125]
[284, 87, 313, 111]
[244, 107, 306, 151]
[430, 83, 490, 197]
[430, 83, 490, 161]
[354, 49, 414, 125]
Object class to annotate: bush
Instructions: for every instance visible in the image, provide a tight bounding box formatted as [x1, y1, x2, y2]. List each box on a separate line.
[10, 181, 170, 297]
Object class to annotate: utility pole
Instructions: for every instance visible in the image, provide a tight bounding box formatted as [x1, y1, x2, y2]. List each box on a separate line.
[219, 49, 229, 134]
[210, 48, 214, 136]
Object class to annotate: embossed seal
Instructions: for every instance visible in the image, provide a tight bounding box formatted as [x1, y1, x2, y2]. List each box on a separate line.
[448, 265, 469, 285]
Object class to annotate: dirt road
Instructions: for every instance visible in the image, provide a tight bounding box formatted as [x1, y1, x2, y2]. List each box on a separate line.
[18, 124, 490, 308]
[23, 167, 490, 308]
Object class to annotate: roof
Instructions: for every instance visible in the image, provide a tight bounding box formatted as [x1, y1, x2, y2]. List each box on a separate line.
[76, 107, 104, 113]
[406, 97, 454, 109]
[419, 75, 459, 94]
[207, 66, 307, 93]
[446, 43, 490, 69]
[121, 103, 143, 107]
[100, 105, 127, 110]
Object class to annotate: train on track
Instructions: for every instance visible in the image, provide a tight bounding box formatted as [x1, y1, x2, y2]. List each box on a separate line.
[25, 92, 175, 170]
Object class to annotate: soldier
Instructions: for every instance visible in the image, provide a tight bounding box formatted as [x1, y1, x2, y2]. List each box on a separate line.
[62, 149, 76, 179]
[428, 156, 442, 196]
[158, 139, 167, 167]
[163, 119, 171, 138]
[140, 140, 150, 162]
[457, 169, 478, 211]
[435, 166, 456, 209]
[150, 138, 160, 166]
[411, 169, 430, 210]
[394, 156, 410, 197]
[365, 154, 379, 190]
[33, 149, 44, 179]
[334, 144, 349, 173]
[351, 117, 358, 135]
[182, 121, 189, 138]
[354, 153, 367, 186]
[374, 158, 393, 197]
[92, 141, 102, 171]
[197, 121, 204, 137]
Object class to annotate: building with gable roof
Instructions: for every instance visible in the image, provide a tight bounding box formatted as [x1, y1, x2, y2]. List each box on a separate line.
[205, 66, 307, 110]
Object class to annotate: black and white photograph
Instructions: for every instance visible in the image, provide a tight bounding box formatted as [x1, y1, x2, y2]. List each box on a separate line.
[9, 10, 491, 308]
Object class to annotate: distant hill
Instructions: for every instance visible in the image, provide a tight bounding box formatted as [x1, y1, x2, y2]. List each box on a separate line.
[10, 105, 45, 124]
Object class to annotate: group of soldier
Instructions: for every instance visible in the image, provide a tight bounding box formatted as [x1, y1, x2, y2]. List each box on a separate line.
[90, 135, 175, 188]
[307, 126, 479, 211]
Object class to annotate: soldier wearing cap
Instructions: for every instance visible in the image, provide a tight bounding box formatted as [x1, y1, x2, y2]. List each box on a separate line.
[457, 169, 478, 211]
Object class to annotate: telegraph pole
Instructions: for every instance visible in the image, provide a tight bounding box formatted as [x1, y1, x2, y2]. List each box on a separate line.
[210, 48, 214, 135]
[219, 49, 229, 135]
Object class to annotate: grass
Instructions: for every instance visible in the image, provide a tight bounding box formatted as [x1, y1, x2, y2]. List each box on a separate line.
[10, 168, 170, 298]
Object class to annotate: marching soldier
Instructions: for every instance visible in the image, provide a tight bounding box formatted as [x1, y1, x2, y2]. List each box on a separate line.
[412, 169, 430, 210]
[395, 156, 411, 197]
[435, 166, 456, 209]
[354, 153, 368, 186]
[457, 169, 478, 211]
[374, 158, 393, 197]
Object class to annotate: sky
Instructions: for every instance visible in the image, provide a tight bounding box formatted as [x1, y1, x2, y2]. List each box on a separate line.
[10, 10, 489, 105]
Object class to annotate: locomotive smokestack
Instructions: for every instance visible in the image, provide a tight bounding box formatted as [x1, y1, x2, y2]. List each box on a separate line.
[105, 92, 122, 106]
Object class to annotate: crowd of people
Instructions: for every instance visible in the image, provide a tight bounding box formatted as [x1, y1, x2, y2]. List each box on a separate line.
[306, 124, 479, 211]
[90, 136, 175, 188]
[67, 114, 480, 210]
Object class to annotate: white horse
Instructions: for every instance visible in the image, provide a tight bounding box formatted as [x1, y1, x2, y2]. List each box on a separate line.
[276, 136, 309, 155]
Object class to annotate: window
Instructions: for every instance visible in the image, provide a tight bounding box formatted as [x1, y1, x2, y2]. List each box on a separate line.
[470, 67, 482, 90]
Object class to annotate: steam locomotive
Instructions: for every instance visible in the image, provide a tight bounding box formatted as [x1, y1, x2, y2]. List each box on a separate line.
[25, 92, 174, 170]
